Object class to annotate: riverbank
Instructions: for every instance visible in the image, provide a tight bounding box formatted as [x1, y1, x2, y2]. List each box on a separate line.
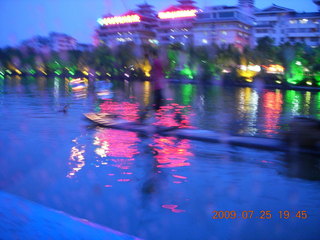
[0, 191, 140, 240]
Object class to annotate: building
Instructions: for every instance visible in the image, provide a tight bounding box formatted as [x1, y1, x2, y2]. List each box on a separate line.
[96, 3, 158, 47]
[21, 32, 77, 52]
[193, 5, 254, 49]
[254, 4, 320, 47]
[21, 36, 51, 54]
[156, 0, 198, 45]
[95, 0, 255, 49]
[49, 32, 77, 52]
[76, 43, 94, 52]
[95, 0, 320, 49]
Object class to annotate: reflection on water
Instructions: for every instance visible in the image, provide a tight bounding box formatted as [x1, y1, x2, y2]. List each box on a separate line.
[143, 81, 151, 106]
[94, 128, 140, 161]
[181, 84, 194, 106]
[237, 87, 259, 135]
[316, 92, 320, 119]
[285, 90, 302, 116]
[262, 90, 283, 136]
[94, 128, 140, 183]
[154, 103, 193, 128]
[1, 77, 320, 240]
[151, 135, 193, 169]
[100, 100, 140, 122]
[304, 91, 312, 115]
[67, 145, 86, 178]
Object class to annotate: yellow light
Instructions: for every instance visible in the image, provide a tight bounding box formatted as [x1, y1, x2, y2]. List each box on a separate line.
[306, 81, 312, 86]
[137, 59, 152, 77]
[237, 64, 260, 81]
[15, 69, 22, 75]
[143, 81, 151, 105]
[158, 9, 197, 19]
[82, 71, 89, 76]
[265, 64, 284, 74]
[98, 15, 141, 26]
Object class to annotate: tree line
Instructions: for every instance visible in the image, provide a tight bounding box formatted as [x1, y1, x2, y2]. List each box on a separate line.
[0, 37, 319, 87]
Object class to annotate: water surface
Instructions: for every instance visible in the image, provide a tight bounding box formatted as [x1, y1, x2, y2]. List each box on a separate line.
[0, 77, 319, 240]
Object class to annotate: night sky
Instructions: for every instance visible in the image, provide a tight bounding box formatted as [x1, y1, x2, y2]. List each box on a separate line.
[0, 0, 318, 47]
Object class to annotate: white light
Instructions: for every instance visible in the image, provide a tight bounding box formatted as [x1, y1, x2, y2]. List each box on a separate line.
[248, 65, 261, 72]
[300, 19, 308, 24]
[202, 39, 208, 44]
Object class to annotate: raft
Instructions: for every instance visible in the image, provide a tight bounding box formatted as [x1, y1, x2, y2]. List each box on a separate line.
[84, 113, 320, 156]
[84, 113, 178, 134]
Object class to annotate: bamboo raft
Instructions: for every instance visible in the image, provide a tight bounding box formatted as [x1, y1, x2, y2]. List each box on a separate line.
[84, 113, 320, 156]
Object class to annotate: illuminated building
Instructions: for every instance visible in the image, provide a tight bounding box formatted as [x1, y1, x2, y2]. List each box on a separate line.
[94, 0, 319, 49]
[193, 5, 254, 48]
[254, 4, 320, 46]
[96, 3, 158, 47]
[157, 0, 198, 45]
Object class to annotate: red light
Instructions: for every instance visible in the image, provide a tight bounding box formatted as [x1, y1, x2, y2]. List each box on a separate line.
[158, 9, 197, 19]
[98, 15, 141, 26]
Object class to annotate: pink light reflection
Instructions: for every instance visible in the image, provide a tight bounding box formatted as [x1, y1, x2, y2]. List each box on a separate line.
[151, 136, 193, 169]
[153, 103, 194, 128]
[100, 100, 139, 122]
[262, 91, 283, 136]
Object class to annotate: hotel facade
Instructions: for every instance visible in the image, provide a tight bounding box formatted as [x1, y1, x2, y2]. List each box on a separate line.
[95, 0, 320, 49]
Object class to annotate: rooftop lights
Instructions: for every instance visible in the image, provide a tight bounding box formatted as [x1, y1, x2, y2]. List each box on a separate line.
[158, 9, 197, 19]
[98, 15, 141, 26]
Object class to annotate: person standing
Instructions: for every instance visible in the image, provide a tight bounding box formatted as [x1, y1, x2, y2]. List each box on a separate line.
[150, 50, 166, 110]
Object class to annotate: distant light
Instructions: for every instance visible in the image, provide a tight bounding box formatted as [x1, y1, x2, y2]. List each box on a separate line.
[240, 65, 261, 72]
[248, 65, 261, 72]
[158, 9, 197, 19]
[116, 37, 132, 42]
[170, 36, 175, 39]
[265, 64, 284, 74]
[148, 39, 159, 45]
[299, 19, 308, 24]
[296, 61, 302, 66]
[98, 15, 141, 26]
[202, 39, 208, 44]
[306, 81, 312, 86]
